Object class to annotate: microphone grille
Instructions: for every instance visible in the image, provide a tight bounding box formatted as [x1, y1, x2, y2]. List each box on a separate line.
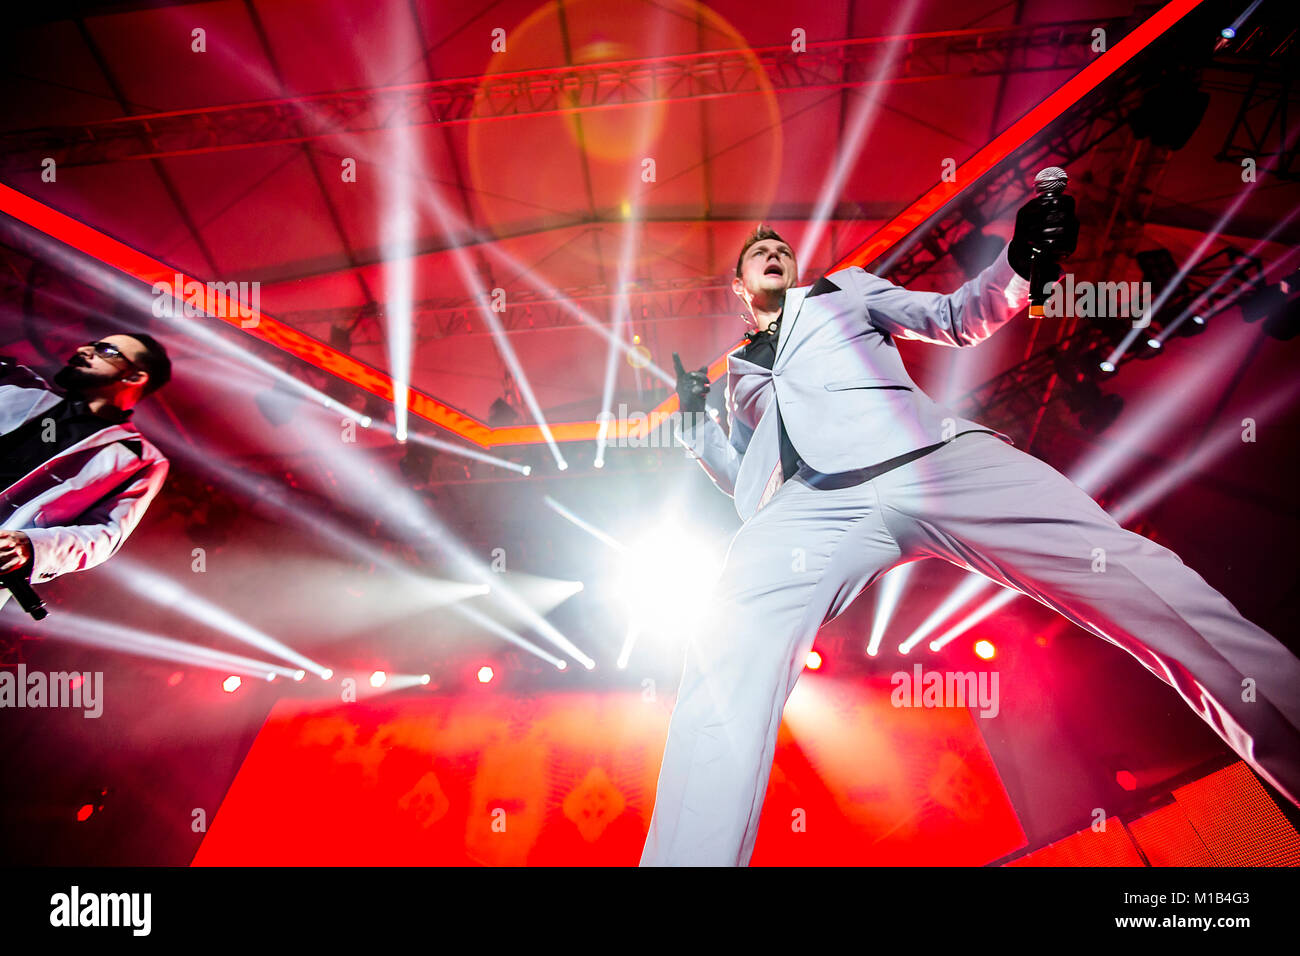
[1035, 166, 1068, 193]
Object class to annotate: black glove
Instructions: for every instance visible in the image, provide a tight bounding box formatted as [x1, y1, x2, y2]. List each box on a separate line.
[672, 352, 710, 414]
[1008, 193, 1079, 281]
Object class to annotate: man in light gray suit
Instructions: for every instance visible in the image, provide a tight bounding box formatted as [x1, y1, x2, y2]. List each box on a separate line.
[641, 202, 1300, 866]
[0, 333, 170, 612]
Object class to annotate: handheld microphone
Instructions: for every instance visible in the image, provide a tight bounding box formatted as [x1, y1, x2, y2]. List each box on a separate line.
[0, 572, 47, 620]
[1028, 166, 1068, 318]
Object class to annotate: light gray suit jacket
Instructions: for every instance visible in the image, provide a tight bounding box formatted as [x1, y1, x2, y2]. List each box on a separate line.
[1, 359, 169, 608]
[678, 242, 1030, 522]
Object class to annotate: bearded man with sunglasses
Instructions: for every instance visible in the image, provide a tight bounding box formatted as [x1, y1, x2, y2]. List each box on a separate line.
[0, 334, 171, 612]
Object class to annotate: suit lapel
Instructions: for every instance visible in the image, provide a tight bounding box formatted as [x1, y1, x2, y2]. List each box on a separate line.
[44, 423, 142, 465]
[0, 424, 143, 505]
[774, 285, 808, 366]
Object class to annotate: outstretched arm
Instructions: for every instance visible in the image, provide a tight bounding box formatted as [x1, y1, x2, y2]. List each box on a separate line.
[841, 243, 1029, 348]
[841, 192, 1078, 347]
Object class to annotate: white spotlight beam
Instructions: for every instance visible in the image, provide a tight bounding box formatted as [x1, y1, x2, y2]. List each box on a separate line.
[928, 588, 1020, 651]
[412, 180, 567, 470]
[616, 621, 639, 670]
[1102, 130, 1299, 369]
[897, 573, 995, 654]
[392, 423, 531, 473]
[1071, 318, 1269, 495]
[10, 224, 375, 429]
[1200, 244, 1300, 322]
[1111, 377, 1300, 525]
[867, 563, 914, 656]
[1155, 205, 1300, 342]
[380, 124, 417, 442]
[798, 0, 922, 268]
[285, 414, 593, 668]
[542, 495, 627, 553]
[36, 610, 298, 680]
[451, 602, 569, 670]
[105, 559, 331, 677]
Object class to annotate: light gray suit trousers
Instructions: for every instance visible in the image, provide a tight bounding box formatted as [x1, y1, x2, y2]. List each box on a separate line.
[640, 430, 1300, 866]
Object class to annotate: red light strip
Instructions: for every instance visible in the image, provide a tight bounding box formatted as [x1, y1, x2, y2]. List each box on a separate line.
[0, 0, 1199, 450]
[593, 0, 1203, 444]
[0, 181, 492, 446]
[835, 0, 1204, 270]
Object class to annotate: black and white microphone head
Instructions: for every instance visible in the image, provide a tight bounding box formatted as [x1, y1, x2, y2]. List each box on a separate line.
[1034, 166, 1068, 195]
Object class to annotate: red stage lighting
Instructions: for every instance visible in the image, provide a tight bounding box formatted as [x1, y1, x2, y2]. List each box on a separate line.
[1116, 770, 1138, 791]
[0, 2, 1202, 452]
[805, 650, 823, 670]
[76, 804, 94, 822]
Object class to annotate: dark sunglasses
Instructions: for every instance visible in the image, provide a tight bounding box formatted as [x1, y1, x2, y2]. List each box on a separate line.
[82, 341, 140, 371]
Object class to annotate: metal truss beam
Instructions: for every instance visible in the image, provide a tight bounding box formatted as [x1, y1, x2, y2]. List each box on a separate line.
[0, 17, 1126, 171]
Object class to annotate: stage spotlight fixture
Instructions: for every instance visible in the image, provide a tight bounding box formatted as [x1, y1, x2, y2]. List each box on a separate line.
[1172, 311, 1207, 338]
[477, 666, 494, 684]
[1146, 337, 1161, 349]
[805, 650, 823, 670]
[1127, 75, 1209, 151]
[1116, 770, 1138, 791]
[321, 669, 334, 680]
[974, 640, 996, 660]
[1057, 375, 1100, 416]
[420, 674, 431, 685]
[293, 670, 306, 681]
[1263, 297, 1300, 341]
[362, 392, 388, 426]
[369, 671, 387, 688]
[222, 676, 241, 693]
[1099, 360, 1116, 373]
[950, 228, 1005, 279]
[488, 397, 520, 428]
[1079, 392, 1124, 434]
[1240, 283, 1285, 323]
[1136, 247, 1179, 297]
[399, 444, 437, 487]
